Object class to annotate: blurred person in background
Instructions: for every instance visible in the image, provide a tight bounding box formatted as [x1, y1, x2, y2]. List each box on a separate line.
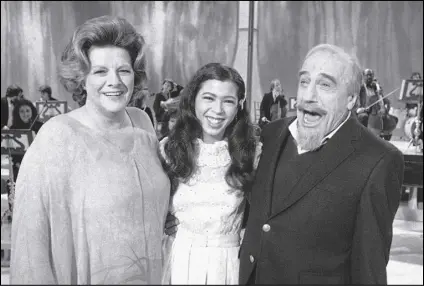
[153, 79, 184, 133]
[38, 85, 58, 101]
[158, 108, 178, 141]
[11, 99, 44, 133]
[259, 79, 287, 127]
[129, 86, 154, 127]
[1, 84, 23, 129]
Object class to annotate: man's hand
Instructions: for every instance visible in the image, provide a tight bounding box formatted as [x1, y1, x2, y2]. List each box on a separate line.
[378, 109, 386, 116]
[164, 212, 179, 236]
[356, 107, 366, 114]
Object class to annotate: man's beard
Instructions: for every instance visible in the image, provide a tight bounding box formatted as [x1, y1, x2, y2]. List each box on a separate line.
[296, 120, 326, 151]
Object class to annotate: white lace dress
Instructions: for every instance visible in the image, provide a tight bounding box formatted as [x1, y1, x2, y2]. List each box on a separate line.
[160, 138, 261, 285]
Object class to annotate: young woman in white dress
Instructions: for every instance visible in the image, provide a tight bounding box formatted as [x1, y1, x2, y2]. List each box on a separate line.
[159, 63, 262, 284]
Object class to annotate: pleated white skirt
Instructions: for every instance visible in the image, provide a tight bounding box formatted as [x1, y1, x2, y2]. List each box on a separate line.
[162, 228, 240, 285]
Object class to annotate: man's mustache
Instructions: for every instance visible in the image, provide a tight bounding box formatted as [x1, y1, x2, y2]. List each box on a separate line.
[297, 102, 327, 115]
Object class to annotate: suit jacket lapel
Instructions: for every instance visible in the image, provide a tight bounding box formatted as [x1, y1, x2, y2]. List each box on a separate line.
[255, 118, 295, 218]
[268, 117, 360, 220]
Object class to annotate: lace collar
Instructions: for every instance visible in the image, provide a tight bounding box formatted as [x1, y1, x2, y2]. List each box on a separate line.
[195, 138, 231, 168]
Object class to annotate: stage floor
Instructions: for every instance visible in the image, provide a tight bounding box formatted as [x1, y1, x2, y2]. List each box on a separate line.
[1, 218, 422, 285]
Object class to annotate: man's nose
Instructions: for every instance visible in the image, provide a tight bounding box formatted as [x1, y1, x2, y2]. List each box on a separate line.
[303, 83, 318, 101]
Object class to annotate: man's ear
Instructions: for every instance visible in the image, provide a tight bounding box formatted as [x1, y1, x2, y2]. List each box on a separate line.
[347, 94, 358, 111]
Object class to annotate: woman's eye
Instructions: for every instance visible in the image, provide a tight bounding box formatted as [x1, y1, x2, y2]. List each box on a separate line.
[94, 70, 106, 74]
[119, 70, 131, 73]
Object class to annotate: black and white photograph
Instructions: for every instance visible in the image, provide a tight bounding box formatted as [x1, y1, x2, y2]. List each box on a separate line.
[1, 1, 422, 284]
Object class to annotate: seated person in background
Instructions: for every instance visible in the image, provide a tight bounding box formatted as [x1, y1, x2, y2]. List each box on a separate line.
[356, 69, 386, 136]
[10, 99, 44, 182]
[129, 86, 154, 127]
[259, 79, 287, 127]
[153, 79, 183, 133]
[380, 98, 398, 141]
[38, 85, 58, 101]
[1, 84, 23, 129]
[11, 99, 44, 133]
[2, 98, 44, 267]
[159, 108, 178, 141]
[410, 72, 423, 99]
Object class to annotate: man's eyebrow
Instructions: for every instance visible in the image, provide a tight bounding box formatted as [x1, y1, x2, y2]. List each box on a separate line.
[298, 71, 337, 84]
[318, 73, 337, 84]
[299, 70, 308, 77]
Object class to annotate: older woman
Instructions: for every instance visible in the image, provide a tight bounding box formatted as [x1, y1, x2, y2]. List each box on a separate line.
[10, 16, 170, 284]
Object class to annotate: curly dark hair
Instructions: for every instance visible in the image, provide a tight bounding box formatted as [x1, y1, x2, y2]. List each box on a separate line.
[6, 84, 23, 98]
[161, 63, 257, 195]
[160, 108, 179, 139]
[11, 99, 38, 128]
[58, 15, 147, 96]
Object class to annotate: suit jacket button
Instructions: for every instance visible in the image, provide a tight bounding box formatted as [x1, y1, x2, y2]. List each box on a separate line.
[249, 255, 255, 263]
[262, 224, 271, 232]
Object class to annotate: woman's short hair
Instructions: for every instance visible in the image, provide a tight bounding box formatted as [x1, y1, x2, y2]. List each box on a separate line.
[12, 99, 38, 127]
[161, 62, 257, 195]
[38, 85, 52, 97]
[6, 85, 23, 98]
[59, 15, 147, 96]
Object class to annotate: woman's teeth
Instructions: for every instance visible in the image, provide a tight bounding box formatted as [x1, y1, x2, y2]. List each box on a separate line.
[104, 92, 123, 96]
[206, 116, 224, 125]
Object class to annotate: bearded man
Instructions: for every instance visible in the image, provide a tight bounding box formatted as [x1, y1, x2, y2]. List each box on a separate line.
[239, 44, 405, 284]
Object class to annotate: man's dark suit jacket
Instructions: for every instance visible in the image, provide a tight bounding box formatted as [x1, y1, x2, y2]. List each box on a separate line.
[239, 116, 404, 284]
[259, 92, 287, 123]
[1, 97, 9, 129]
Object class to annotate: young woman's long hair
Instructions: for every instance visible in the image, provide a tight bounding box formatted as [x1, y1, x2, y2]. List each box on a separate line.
[161, 63, 257, 195]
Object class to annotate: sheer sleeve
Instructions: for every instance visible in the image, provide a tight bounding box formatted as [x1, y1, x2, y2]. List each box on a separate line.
[10, 117, 73, 284]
